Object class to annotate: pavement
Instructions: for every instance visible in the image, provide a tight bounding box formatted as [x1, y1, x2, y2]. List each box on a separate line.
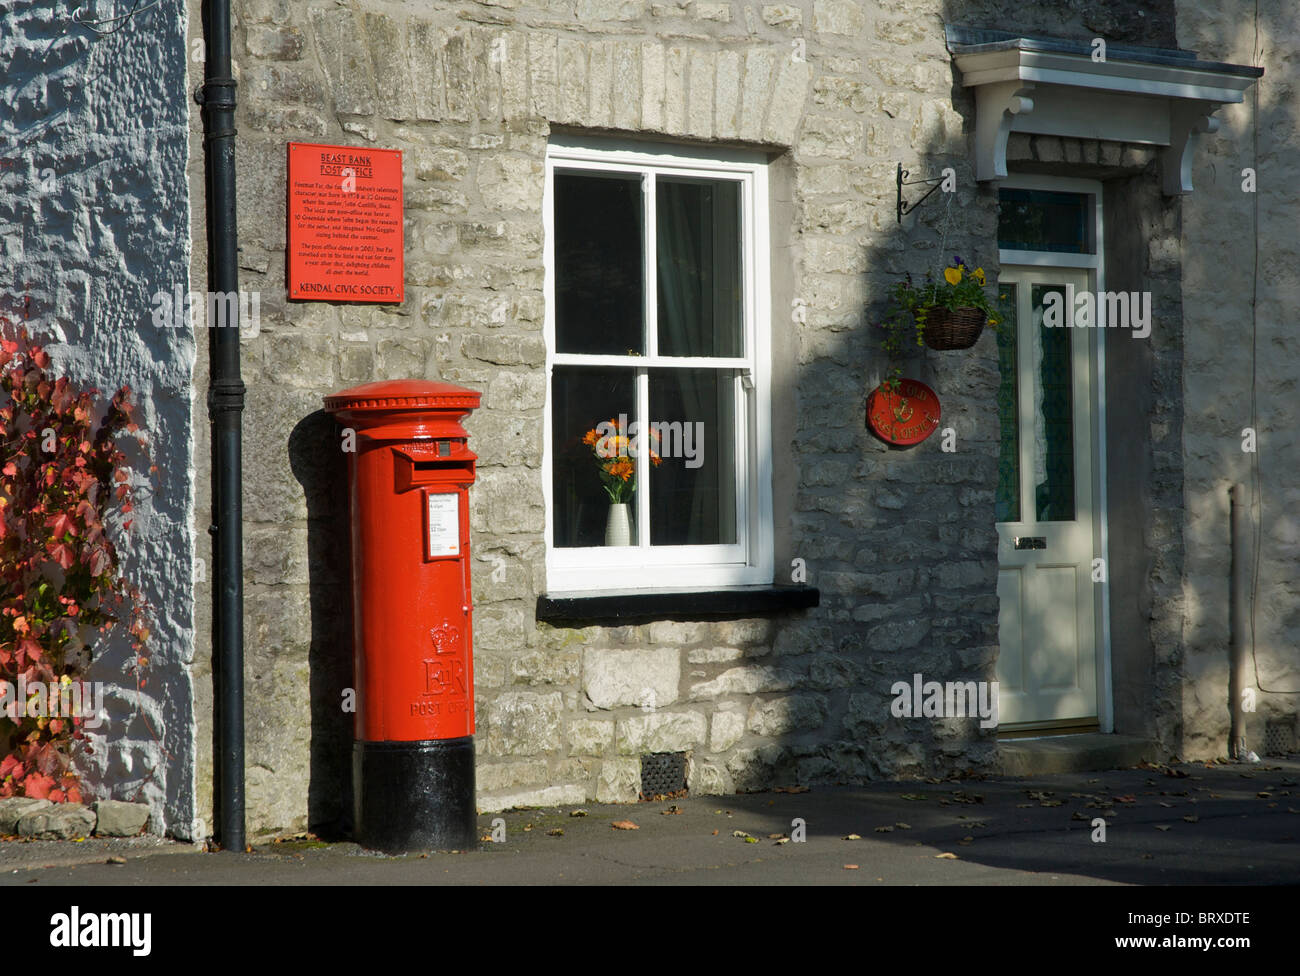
[3, 757, 1298, 886]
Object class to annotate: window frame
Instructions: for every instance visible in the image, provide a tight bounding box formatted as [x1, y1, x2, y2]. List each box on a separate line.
[541, 137, 774, 593]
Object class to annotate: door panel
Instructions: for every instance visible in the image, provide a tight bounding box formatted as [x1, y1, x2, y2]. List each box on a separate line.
[996, 268, 1098, 727]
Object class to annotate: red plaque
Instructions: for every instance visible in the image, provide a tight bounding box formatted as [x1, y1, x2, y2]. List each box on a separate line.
[866, 378, 941, 445]
[288, 142, 404, 303]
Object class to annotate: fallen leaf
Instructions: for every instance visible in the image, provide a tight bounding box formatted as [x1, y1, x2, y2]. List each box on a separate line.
[661, 805, 683, 815]
[774, 837, 790, 845]
[547, 828, 564, 836]
[744, 836, 759, 844]
[874, 826, 894, 833]
[611, 820, 639, 830]
[1113, 795, 1136, 804]
[843, 833, 862, 840]
[1072, 812, 1090, 821]
[958, 836, 973, 845]
[767, 833, 785, 839]
[895, 822, 912, 830]
[1155, 825, 1171, 832]
[570, 809, 588, 818]
[1159, 802, 1174, 808]
[900, 793, 927, 801]
[1183, 815, 1199, 823]
[935, 852, 958, 859]
[732, 830, 751, 839]
[711, 829, 719, 835]
[843, 864, 859, 870]
[1039, 800, 1064, 808]
[1257, 792, 1273, 799]
[106, 856, 126, 865]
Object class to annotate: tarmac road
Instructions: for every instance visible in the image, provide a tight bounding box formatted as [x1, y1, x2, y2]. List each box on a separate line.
[3, 758, 1297, 886]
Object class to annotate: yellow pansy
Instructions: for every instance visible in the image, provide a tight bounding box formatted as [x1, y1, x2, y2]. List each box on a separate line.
[973, 268, 986, 285]
[943, 267, 962, 285]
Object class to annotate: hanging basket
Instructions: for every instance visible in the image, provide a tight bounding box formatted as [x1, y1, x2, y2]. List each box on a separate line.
[922, 306, 987, 350]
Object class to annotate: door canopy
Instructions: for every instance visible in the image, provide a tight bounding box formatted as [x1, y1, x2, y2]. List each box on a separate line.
[946, 26, 1262, 195]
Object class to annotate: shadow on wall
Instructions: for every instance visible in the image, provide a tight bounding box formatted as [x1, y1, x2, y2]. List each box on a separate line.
[289, 409, 354, 838]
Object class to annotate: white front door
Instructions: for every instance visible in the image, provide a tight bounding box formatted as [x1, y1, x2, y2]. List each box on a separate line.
[995, 267, 1099, 727]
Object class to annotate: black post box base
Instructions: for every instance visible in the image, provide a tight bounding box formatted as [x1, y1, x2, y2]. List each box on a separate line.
[353, 737, 477, 854]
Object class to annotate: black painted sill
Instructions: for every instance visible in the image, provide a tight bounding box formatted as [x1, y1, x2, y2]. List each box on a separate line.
[536, 584, 820, 623]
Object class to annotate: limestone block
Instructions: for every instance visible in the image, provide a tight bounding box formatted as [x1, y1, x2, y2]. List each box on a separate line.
[812, 0, 863, 36]
[308, 6, 376, 116]
[746, 694, 829, 735]
[596, 758, 640, 802]
[485, 692, 563, 756]
[583, 647, 680, 709]
[568, 718, 616, 754]
[616, 711, 707, 754]
[93, 800, 151, 837]
[17, 804, 97, 840]
[709, 707, 745, 751]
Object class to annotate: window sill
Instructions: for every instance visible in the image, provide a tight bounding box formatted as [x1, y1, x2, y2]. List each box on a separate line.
[535, 584, 819, 624]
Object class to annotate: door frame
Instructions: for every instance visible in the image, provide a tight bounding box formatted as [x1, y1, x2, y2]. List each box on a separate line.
[996, 173, 1113, 734]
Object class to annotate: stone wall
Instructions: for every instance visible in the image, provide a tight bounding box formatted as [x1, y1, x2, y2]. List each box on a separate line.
[2, 1, 196, 833]
[192, 0, 1231, 836]
[1177, 1, 1299, 758]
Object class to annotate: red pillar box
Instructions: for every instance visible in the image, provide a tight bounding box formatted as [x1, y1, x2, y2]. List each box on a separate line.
[323, 379, 481, 852]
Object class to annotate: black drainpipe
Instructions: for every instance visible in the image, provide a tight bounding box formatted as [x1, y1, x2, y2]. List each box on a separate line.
[196, 0, 245, 852]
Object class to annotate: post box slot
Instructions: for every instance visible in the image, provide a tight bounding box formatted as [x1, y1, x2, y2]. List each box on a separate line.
[393, 448, 476, 493]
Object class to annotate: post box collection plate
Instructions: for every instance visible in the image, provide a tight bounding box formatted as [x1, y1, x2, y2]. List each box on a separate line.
[425, 492, 460, 558]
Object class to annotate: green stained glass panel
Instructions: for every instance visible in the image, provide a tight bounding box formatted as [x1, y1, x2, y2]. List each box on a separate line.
[1030, 285, 1076, 522]
[996, 285, 1019, 523]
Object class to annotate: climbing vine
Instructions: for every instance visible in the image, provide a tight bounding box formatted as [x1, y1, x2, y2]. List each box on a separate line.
[0, 326, 150, 802]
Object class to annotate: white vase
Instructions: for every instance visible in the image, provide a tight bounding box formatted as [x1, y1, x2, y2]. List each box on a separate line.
[604, 503, 632, 546]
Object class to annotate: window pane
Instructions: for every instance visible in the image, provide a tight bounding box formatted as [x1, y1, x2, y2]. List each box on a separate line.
[554, 171, 644, 355]
[648, 369, 737, 545]
[996, 284, 1020, 523]
[656, 177, 742, 357]
[997, 188, 1092, 254]
[552, 366, 637, 547]
[1030, 285, 1076, 521]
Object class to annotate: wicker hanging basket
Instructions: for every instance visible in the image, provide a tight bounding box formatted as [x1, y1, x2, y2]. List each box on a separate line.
[921, 306, 987, 350]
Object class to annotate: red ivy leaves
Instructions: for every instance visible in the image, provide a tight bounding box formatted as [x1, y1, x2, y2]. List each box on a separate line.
[0, 325, 150, 802]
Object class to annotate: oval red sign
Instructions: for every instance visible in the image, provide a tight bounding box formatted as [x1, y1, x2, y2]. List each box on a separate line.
[866, 378, 941, 446]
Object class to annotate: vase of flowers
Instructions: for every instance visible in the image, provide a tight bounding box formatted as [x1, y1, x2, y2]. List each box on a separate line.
[581, 417, 661, 546]
[878, 256, 1002, 388]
